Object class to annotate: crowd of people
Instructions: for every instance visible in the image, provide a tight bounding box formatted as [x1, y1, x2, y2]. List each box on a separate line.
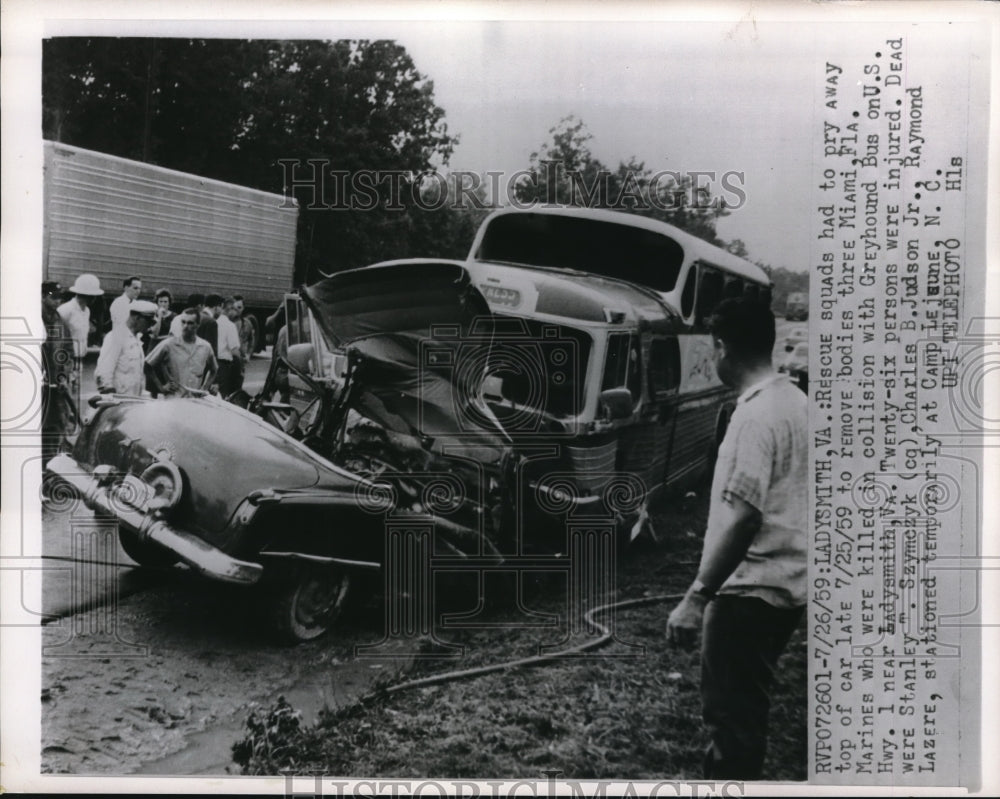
[41, 273, 260, 465]
[41, 272, 806, 780]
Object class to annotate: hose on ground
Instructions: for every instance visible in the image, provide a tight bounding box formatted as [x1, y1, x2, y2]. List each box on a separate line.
[370, 591, 687, 700]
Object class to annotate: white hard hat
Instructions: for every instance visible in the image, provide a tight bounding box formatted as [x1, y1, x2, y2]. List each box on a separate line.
[68, 273, 104, 296]
[129, 300, 159, 316]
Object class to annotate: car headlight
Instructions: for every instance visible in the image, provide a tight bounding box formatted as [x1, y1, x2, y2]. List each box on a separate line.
[139, 460, 184, 512]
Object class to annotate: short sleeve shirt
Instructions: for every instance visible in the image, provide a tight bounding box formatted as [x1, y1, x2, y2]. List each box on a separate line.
[57, 300, 91, 358]
[146, 336, 217, 396]
[710, 374, 808, 608]
[216, 314, 241, 362]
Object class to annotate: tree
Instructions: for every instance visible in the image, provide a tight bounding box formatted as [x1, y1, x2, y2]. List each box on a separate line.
[42, 38, 461, 282]
[514, 116, 731, 245]
[765, 266, 810, 312]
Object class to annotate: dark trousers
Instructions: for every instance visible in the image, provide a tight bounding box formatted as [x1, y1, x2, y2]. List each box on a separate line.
[701, 595, 804, 780]
[217, 360, 238, 399]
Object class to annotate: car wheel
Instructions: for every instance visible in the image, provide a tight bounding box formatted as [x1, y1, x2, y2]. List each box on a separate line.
[118, 528, 179, 568]
[270, 566, 351, 643]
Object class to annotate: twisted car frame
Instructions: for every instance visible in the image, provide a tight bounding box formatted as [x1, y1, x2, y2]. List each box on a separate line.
[49, 208, 771, 642]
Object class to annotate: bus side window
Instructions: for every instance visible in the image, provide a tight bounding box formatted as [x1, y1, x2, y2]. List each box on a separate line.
[724, 277, 743, 300]
[744, 283, 760, 303]
[627, 338, 642, 402]
[696, 268, 724, 330]
[761, 285, 773, 309]
[603, 332, 641, 404]
[602, 332, 631, 391]
[649, 336, 680, 394]
[680, 267, 696, 318]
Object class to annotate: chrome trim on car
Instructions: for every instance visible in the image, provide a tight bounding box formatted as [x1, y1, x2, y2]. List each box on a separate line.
[258, 552, 381, 571]
[47, 454, 264, 585]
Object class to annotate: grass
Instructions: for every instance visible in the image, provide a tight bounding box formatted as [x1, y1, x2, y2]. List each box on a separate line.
[232, 489, 807, 781]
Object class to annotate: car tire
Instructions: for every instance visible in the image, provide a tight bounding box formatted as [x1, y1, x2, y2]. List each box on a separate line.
[269, 566, 351, 643]
[118, 528, 180, 568]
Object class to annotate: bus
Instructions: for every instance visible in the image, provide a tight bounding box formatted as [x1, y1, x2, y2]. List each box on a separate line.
[463, 207, 773, 535]
[271, 207, 774, 545]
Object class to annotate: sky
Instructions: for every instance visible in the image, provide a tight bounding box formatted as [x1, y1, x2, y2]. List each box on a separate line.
[19, 14, 982, 276]
[394, 21, 818, 273]
[25, 14, 822, 275]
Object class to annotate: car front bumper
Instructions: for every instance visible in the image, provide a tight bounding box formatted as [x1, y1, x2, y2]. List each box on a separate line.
[47, 453, 264, 585]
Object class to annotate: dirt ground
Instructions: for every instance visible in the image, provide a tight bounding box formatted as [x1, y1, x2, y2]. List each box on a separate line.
[41, 572, 412, 775]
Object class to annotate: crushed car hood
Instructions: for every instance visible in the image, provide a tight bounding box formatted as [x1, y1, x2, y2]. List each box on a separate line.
[302, 260, 489, 347]
[302, 261, 510, 448]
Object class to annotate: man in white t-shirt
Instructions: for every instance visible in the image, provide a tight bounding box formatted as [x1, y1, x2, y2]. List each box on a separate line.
[215, 297, 243, 397]
[109, 276, 142, 331]
[667, 297, 807, 780]
[57, 273, 104, 364]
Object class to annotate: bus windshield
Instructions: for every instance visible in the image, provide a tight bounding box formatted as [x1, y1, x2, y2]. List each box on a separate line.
[474, 213, 685, 293]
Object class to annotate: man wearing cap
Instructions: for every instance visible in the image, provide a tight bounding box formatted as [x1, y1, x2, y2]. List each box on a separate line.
[109, 276, 142, 331]
[58, 273, 103, 364]
[95, 300, 158, 395]
[41, 281, 77, 465]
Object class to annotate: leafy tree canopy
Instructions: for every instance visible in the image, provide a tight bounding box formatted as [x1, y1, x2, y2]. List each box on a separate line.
[514, 116, 734, 247]
[43, 38, 460, 281]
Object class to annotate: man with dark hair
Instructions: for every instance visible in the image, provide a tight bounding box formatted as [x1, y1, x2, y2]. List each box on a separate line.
[109, 276, 142, 331]
[146, 308, 217, 397]
[169, 293, 205, 338]
[198, 294, 223, 355]
[215, 297, 242, 397]
[231, 294, 253, 391]
[667, 297, 807, 779]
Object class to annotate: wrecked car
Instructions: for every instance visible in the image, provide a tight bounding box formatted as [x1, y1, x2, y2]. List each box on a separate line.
[49, 208, 772, 642]
[49, 263, 520, 642]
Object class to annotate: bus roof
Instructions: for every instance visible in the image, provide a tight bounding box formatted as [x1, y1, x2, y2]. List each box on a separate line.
[365, 258, 679, 330]
[469, 206, 770, 289]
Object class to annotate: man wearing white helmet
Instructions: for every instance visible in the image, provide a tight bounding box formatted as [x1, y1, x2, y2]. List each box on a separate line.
[95, 300, 158, 396]
[57, 273, 104, 368]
